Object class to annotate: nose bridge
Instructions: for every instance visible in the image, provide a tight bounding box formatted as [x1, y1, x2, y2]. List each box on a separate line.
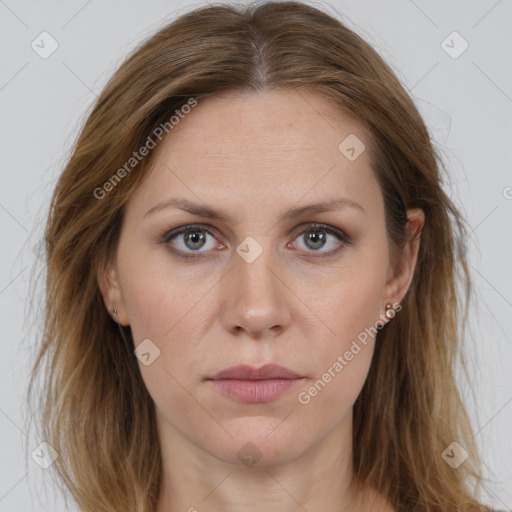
[237, 238, 279, 298]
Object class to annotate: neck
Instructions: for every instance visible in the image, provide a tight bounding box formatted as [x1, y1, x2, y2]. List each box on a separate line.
[155, 411, 388, 512]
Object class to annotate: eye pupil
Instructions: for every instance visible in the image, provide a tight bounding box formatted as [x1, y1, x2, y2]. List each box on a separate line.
[185, 230, 206, 250]
[305, 230, 326, 250]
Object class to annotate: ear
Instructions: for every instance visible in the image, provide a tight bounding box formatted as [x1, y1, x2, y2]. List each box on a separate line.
[382, 208, 425, 309]
[96, 253, 130, 326]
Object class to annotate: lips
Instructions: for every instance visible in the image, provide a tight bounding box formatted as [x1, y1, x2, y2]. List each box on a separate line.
[208, 363, 303, 381]
[206, 364, 305, 403]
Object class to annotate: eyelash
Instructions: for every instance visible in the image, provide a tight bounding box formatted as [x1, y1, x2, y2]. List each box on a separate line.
[159, 223, 351, 261]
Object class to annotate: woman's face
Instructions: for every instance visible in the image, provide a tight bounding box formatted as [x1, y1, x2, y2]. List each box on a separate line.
[101, 89, 420, 467]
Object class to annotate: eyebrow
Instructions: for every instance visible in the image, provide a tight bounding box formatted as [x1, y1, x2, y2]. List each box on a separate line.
[144, 197, 366, 222]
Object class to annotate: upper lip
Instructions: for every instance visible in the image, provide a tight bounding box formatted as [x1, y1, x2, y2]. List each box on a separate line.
[208, 364, 303, 381]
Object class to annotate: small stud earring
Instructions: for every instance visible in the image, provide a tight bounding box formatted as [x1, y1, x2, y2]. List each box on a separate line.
[385, 303, 395, 319]
[112, 308, 117, 318]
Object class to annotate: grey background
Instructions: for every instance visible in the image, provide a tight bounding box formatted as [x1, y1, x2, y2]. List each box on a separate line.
[0, 0, 510, 510]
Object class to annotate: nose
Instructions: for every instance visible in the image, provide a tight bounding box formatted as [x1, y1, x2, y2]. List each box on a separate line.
[220, 243, 291, 340]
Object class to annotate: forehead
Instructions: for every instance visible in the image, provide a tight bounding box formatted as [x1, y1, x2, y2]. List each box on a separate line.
[127, 89, 382, 223]
[163, 88, 367, 161]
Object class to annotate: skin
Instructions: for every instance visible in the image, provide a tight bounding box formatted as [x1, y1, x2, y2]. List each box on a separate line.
[98, 89, 424, 512]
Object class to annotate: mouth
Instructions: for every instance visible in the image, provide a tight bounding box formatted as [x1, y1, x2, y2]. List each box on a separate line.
[205, 364, 305, 403]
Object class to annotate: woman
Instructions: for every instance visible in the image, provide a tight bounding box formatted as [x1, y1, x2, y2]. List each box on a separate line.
[28, 1, 501, 511]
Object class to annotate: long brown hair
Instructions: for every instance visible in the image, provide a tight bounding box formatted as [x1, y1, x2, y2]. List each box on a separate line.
[27, 2, 493, 511]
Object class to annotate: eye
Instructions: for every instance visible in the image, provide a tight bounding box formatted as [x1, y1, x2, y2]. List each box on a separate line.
[162, 225, 222, 260]
[160, 223, 350, 261]
[290, 224, 349, 256]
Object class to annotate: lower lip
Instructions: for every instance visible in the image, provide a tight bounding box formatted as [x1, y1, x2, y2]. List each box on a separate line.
[209, 378, 302, 403]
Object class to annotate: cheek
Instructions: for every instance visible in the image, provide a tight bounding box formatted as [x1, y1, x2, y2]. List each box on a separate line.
[321, 253, 388, 347]
[304, 249, 388, 409]
[298, 289, 381, 422]
[117, 240, 197, 343]
[121, 278, 171, 343]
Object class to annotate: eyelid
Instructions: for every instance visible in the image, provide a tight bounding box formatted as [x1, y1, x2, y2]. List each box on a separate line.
[160, 223, 217, 243]
[292, 222, 350, 241]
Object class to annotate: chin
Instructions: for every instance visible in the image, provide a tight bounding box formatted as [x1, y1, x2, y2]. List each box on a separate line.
[203, 421, 314, 468]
